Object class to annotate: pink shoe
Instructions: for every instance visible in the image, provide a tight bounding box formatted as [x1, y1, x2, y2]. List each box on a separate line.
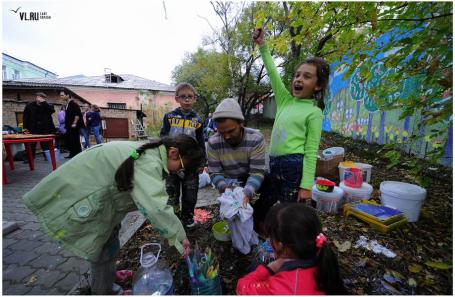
[115, 270, 133, 284]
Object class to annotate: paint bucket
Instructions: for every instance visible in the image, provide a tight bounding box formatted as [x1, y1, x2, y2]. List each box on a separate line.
[312, 184, 344, 214]
[380, 181, 426, 222]
[190, 274, 222, 295]
[212, 221, 231, 242]
[339, 181, 373, 203]
[344, 168, 363, 188]
[339, 162, 373, 183]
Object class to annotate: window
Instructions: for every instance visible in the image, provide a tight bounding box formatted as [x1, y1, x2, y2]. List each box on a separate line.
[107, 103, 127, 109]
[2, 66, 6, 80]
[12, 70, 20, 79]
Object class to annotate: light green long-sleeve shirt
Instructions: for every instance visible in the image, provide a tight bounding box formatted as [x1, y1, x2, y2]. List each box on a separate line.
[259, 44, 323, 189]
[23, 141, 186, 262]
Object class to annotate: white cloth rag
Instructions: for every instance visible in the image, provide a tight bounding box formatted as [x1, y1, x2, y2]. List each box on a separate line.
[217, 187, 258, 254]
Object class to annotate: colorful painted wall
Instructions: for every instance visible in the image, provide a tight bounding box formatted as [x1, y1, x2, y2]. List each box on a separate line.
[324, 64, 452, 166]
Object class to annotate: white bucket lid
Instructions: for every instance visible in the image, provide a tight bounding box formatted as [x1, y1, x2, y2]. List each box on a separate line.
[339, 181, 373, 195]
[322, 147, 345, 157]
[312, 185, 344, 200]
[380, 181, 426, 201]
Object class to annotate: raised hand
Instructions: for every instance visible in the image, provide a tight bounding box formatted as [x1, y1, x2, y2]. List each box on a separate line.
[252, 28, 265, 46]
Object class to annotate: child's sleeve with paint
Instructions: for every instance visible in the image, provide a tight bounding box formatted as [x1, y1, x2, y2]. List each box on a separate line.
[301, 109, 323, 189]
[131, 162, 187, 254]
[259, 44, 291, 107]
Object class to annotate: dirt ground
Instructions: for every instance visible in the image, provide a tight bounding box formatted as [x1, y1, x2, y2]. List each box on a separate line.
[114, 132, 452, 295]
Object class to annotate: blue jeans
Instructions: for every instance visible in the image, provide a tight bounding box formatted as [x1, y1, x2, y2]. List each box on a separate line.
[90, 125, 103, 144]
[80, 128, 90, 149]
[269, 154, 304, 203]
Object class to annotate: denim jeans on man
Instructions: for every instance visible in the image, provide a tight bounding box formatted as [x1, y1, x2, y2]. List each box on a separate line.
[269, 154, 304, 203]
[80, 127, 90, 149]
[90, 125, 103, 144]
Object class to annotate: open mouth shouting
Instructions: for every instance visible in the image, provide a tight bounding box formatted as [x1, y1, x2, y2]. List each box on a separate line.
[293, 83, 304, 96]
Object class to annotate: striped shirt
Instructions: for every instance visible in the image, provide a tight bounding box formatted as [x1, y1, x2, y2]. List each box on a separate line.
[207, 127, 266, 194]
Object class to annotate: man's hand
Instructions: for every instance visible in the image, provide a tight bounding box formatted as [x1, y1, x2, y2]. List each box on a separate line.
[242, 196, 250, 208]
[297, 188, 312, 202]
[71, 123, 77, 128]
[252, 28, 265, 46]
[182, 238, 191, 258]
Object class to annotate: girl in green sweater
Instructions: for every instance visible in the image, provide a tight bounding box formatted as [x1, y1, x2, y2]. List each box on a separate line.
[253, 28, 329, 203]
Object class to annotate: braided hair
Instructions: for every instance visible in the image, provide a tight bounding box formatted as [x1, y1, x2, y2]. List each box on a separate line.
[115, 134, 203, 191]
[264, 203, 347, 295]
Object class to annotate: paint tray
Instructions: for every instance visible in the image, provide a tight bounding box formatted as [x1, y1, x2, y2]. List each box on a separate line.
[343, 200, 407, 233]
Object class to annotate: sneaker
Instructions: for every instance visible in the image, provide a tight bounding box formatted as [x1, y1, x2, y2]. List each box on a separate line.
[184, 218, 197, 228]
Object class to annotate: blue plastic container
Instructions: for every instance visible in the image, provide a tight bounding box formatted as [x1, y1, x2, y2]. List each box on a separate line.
[190, 275, 222, 295]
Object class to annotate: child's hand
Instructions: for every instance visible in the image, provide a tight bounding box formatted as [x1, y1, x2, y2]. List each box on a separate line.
[267, 258, 286, 273]
[182, 238, 191, 257]
[297, 188, 312, 202]
[252, 28, 265, 46]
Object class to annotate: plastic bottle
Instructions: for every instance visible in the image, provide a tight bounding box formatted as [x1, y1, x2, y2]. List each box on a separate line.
[132, 243, 174, 295]
[255, 240, 275, 264]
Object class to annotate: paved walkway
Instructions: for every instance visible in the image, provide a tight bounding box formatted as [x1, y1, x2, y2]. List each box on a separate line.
[3, 156, 219, 295]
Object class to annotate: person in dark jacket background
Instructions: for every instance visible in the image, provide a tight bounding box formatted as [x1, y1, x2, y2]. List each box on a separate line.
[60, 90, 85, 158]
[86, 104, 103, 144]
[23, 92, 56, 158]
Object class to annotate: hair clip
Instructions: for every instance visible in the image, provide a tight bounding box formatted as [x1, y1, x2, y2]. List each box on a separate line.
[130, 150, 140, 160]
[315, 233, 327, 248]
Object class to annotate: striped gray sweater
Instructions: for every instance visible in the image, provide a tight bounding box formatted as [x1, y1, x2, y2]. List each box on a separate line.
[207, 127, 266, 196]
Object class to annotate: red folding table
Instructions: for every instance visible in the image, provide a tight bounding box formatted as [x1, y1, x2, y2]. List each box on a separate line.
[3, 134, 57, 184]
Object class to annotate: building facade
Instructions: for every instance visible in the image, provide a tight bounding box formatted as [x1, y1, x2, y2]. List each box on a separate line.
[2, 53, 57, 80]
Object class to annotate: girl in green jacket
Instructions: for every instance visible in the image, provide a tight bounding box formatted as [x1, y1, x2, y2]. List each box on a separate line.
[23, 134, 203, 294]
[253, 28, 329, 203]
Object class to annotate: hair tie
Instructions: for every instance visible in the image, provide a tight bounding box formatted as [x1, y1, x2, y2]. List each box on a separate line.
[130, 150, 140, 160]
[315, 233, 327, 249]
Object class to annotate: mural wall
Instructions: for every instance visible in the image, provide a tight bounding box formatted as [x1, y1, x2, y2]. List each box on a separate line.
[324, 64, 452, 166]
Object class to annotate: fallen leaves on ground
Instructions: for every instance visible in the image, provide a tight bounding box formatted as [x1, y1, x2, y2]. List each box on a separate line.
[113, 132, 452, 295]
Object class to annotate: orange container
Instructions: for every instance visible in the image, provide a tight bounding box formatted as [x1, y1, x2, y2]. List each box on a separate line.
[344, 168, 363, 188]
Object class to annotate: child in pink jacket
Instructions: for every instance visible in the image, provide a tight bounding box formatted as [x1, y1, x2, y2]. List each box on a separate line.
[236, 203, 347, 295]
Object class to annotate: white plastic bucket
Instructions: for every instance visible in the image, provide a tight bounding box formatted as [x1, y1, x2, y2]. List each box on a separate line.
[339, 181, 373, 203]
[312, 185, 344, 214]
[380, 181, 426, 222]
[43, 148, 61, 163]
[322, 147, 345, 159]
[339, 162, 373, 183]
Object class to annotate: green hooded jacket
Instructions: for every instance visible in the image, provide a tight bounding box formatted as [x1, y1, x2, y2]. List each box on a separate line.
[23, 141, 186, 262]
